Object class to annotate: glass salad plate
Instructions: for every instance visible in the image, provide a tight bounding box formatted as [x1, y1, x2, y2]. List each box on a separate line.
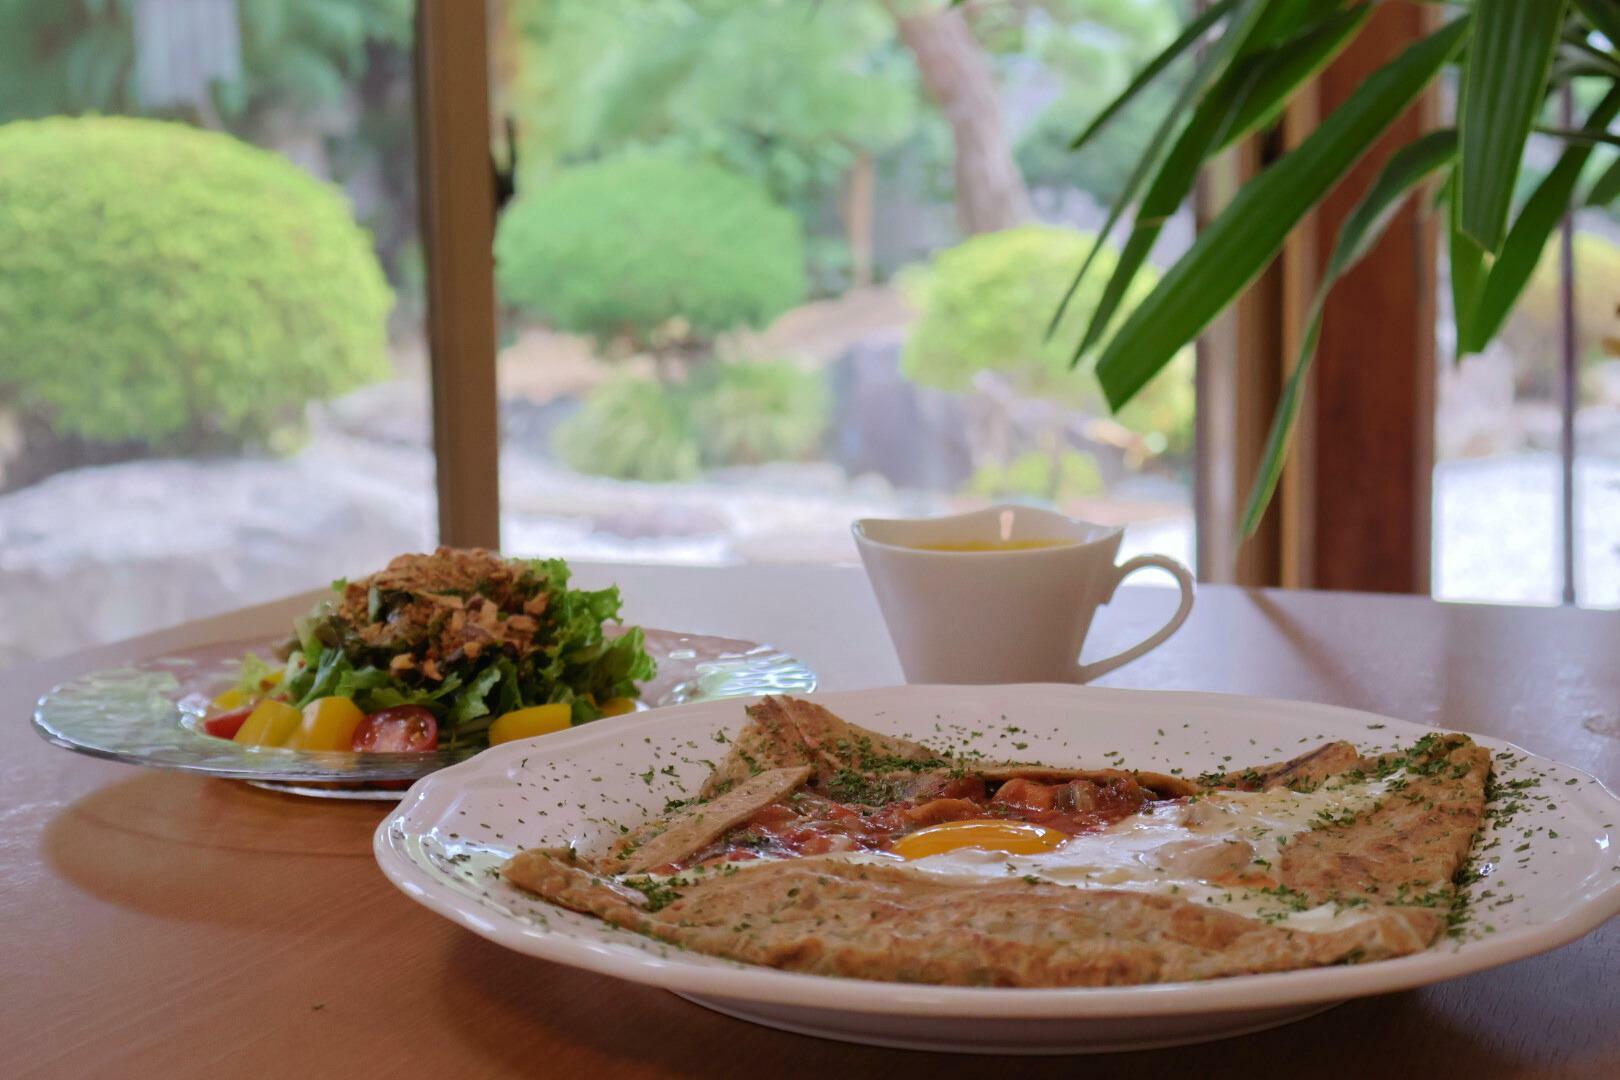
[32, 629, 815, 800]
[374, 684, 1620, 1054]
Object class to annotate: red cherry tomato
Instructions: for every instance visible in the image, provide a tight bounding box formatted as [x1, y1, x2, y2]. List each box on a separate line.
[350, 706, 439, 753]
[203, 705, 255, 740]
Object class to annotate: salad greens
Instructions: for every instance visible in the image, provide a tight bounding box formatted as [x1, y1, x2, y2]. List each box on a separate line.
[236, 553, 656, 750]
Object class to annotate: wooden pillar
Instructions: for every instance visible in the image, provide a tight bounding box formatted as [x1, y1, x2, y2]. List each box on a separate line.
[1299, 4, 1438, 592]
[414, 0, 502, 549]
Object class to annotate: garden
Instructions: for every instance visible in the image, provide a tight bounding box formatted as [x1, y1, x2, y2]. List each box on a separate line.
[3, 0, 1619, 666]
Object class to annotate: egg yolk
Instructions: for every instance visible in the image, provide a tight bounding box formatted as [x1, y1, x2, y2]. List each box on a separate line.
[890, 819, 1067, 860]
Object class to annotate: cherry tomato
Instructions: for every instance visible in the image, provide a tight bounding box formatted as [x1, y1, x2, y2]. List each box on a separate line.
[351, 706, 438, 753]
[203, 705, 255, 740]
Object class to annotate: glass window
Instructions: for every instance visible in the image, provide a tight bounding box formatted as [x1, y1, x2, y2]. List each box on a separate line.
[1433, 79, 1620, 608]
[0, 0, 434, 667]
[489, 0, 1196, 573]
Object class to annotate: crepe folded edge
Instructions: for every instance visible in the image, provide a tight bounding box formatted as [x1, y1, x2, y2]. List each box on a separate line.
[501, 849, 1447, 987]
[602, 764, 812, 875]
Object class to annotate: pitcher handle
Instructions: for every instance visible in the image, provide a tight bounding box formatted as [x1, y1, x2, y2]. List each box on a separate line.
[1075, 555, 1195, 683]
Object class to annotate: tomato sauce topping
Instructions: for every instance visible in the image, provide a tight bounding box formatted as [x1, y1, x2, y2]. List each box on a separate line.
[670, 772, 1160, 871]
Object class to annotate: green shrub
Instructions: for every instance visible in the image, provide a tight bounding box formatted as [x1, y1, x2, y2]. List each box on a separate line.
[965, 449, 1104, 503]
[495, 156, 807, 349]
[552, 376, 701, 482]
[901, 225, 1194, 460]
[0, 116, 392, 449]
[687, 360, 829, 467]
[553, 360, 830, 481]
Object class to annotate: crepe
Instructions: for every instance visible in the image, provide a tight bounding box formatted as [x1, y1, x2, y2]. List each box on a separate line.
[504, 696, 1490, 989]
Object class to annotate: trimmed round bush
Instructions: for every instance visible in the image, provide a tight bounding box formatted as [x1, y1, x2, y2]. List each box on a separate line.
[0, 116, 393, 449]
[553, 376, 701, 482]
[495, 156, 807, 348]
[901, 224, 1194, 459]
[687, 360, 829, 467]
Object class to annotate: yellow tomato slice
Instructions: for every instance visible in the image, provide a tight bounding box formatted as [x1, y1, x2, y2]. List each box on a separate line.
[290, 696, 366, 752]
[232, 700, 302, 748]
[488, 703, 573, 745]
[598, 696, 637, 717]
[215, 670, 282, 713]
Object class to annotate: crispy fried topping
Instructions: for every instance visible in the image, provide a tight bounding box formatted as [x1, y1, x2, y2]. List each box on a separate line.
[334, 548, 552, 680]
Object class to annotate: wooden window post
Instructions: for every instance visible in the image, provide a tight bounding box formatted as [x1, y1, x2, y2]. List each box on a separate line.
[414, 0, 501, 549]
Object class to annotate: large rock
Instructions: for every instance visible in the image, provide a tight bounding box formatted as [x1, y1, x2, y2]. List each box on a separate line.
[0, 438, 433, 667]
[827, 330, 973, 492]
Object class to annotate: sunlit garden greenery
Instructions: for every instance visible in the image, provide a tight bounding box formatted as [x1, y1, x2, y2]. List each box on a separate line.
[497, 0, 1198, 491]
[495, 156, 807, 354]
[0, 0, 1202, 510]
[0, 116, 391, 452]
[902, 225, 1194, 459]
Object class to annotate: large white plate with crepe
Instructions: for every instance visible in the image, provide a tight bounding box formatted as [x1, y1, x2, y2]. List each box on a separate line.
[374, 685, 1620, 1053]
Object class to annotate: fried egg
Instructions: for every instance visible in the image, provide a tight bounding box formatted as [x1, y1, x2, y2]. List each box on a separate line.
[842, 769, 1412, 931]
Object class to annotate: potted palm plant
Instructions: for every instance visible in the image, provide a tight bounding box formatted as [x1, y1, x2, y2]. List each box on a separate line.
[1057, 0, 1620, 533]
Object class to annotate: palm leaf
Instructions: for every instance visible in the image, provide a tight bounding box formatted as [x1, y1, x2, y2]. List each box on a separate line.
[1584, 153, 1620, 205]
[1218, 5, 1373, 150]
[1094, 16, 1469, 410]
[1067, 0, 1239, 152]
[1247, 0, 1346, 51]
[1536, 125, 1620, 149]
[1449, 201, 1488, 357]
[1572, 0, 1620, 51]
[1047, 0, 1271, 339]
[1465, 82, 1620, 352]
[1240, 131, 1458, 536]
[1073, 5, 1373, 363]
[1456, 0, 1567, 251]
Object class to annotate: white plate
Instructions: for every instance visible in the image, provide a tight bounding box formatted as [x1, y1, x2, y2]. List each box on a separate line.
[373, 685, 1620, 1054]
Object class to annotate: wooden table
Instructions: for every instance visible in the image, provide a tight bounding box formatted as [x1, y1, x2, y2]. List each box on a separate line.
[4, 565, 1617, 1078]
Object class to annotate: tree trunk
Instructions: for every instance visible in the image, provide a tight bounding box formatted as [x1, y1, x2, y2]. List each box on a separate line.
[842, 150, 876, 288]
[889, 2, 1030, 235]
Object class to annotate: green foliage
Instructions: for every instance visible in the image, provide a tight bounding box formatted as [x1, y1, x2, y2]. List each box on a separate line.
[1018, 88, 1173, 206]
[1059, 0, 1620, 531]
[0, 0, 136, 121]
[0, 116, 392, 448]
[687, 360, 830, 467]
[496, 156, 807, 349]
[901, 225, 1193, 457]
[966, 449, 1105, 503]
[1012, 0, 1186, 203]
[553, 360, 832, 482]
[511, 0, 916, 214]
[228, 0, 412, 116]
[0, 0, 410, 123]
[553, 377, 701, 483]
